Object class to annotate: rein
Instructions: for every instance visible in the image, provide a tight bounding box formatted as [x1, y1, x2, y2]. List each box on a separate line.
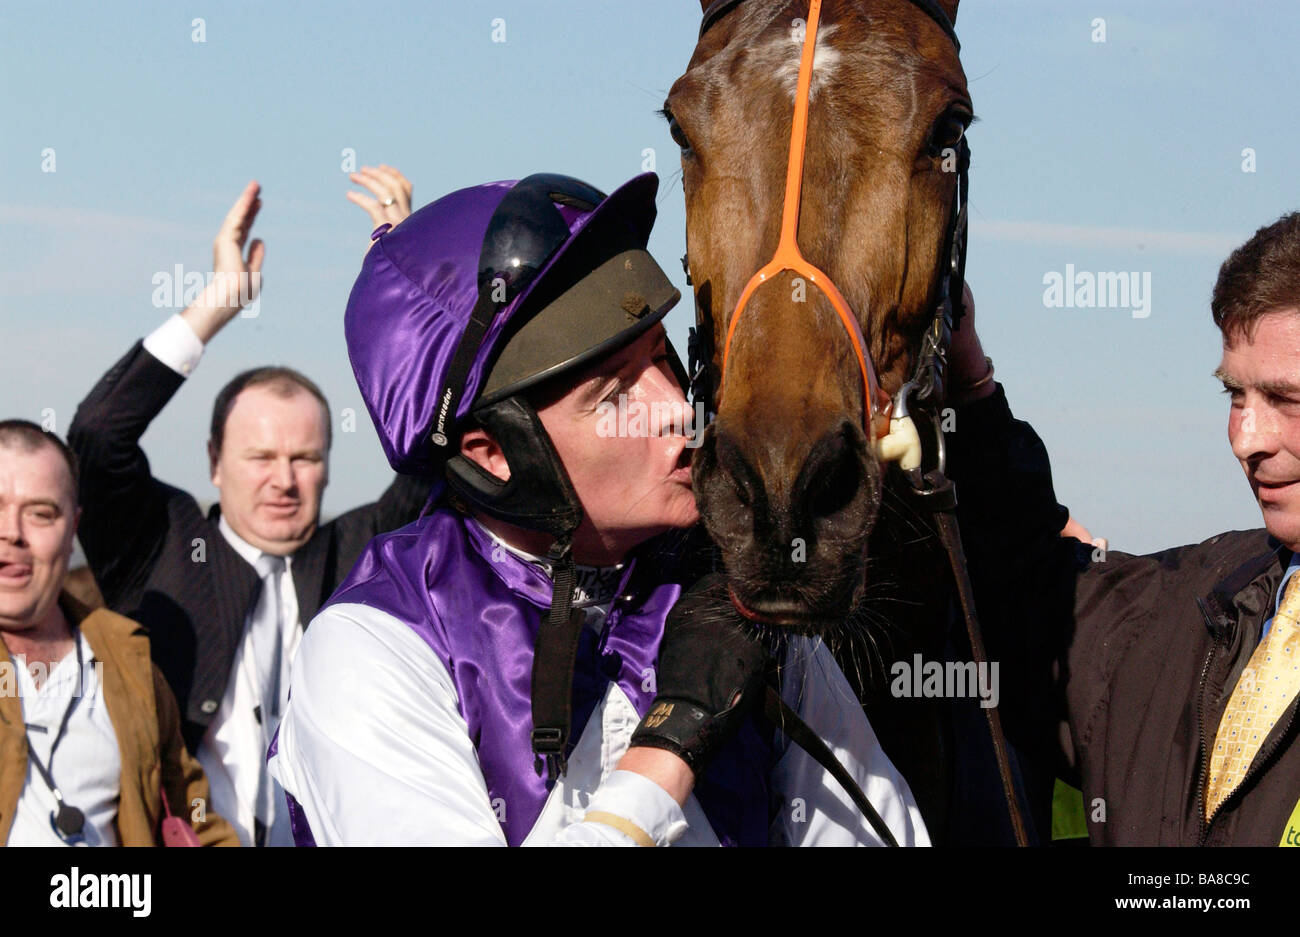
[683, 0, 1031, 847]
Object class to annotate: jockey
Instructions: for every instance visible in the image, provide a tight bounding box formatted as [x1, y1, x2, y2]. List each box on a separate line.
[267, 171, 929, 846]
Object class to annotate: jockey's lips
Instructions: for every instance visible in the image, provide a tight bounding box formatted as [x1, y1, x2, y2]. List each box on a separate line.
[668, 446, 692, 484]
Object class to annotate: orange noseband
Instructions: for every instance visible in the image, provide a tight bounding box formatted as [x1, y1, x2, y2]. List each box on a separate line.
[719, 0, 891, 438]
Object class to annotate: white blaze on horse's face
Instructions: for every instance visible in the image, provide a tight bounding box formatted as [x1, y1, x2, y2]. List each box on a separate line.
[764, 22, 841, 101]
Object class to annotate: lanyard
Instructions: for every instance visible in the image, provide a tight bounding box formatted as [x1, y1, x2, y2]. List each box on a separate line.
[21, 629, 89, 842]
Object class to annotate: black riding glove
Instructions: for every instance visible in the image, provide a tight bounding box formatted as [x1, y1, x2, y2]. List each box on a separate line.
[629, 573, 769, 776]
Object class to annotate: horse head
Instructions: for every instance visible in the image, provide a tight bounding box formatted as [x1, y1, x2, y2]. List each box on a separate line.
[669, 0, 971, 629]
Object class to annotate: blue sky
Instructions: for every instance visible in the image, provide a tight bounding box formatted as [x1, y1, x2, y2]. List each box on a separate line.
[2, 1, 1296, 555]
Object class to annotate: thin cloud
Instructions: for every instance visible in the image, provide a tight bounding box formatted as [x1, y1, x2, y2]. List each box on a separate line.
[973, 218, 1239, 255]
[0, 203, 211, 240]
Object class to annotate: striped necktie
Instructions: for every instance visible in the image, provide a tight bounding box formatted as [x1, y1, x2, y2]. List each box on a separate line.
[252, 553, 287, 724]
[1205, 572, 1300, 819]
[251, 552, 287, 845]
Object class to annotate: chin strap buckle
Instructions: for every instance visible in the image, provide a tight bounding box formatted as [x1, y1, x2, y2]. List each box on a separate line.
[531, 728, 568, 779]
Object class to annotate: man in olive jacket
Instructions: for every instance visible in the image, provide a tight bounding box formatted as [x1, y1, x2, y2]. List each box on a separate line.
[1, 594, 239, 846]
[948, 213, 1300, 845]
[0, 421, 237, 846]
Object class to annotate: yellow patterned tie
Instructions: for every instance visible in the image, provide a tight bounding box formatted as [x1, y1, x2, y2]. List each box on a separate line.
[1205, 572, 1300, 819]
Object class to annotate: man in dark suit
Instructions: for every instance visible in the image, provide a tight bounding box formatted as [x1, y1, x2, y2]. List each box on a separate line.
[68, 178, 429, 846]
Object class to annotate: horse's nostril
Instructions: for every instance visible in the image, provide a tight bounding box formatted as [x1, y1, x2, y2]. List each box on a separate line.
[809, 457, 858, 517]
[713, 430, 761, 511]
[795, 424, 865, 522]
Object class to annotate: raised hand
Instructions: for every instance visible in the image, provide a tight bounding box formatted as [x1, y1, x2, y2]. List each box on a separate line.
[347, 164, 413, 233]
[182, 180, 266, 344]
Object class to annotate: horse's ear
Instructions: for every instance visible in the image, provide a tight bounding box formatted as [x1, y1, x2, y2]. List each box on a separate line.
[936, 0, 959, 26]
[699, 0, 710, 11]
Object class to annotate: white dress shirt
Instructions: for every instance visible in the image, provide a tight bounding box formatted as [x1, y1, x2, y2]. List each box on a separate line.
[7, 632, 121, 847]
[269, 527, 930, 847]
[196, 516, 301, 847]
[145, 312, 302, 847]
[142, 312, 204, 377]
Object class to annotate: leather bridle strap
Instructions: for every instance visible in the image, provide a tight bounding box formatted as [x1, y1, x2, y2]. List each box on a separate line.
[906, 0, 960, 49]
[940, 511, 1029, 847]
[763, 686, 900, 846]
[701, 0, 959, 48]
[699, 0, 746, 38]
[918, 479, 1031, 847]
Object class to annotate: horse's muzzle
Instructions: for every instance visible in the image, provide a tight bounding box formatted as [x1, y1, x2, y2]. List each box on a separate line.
[693, 418, 882, 628]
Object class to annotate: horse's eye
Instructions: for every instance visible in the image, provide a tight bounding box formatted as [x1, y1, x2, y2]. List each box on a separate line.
[927, 112, 968, 157]
[663, 106, 693, 153]
[670, 119, 691, 150]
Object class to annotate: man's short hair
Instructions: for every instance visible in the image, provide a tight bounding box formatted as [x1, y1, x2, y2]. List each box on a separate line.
[1212, 211, 1300, 342]
[210, 367, 332, 454]
[0, 419, 80, 506]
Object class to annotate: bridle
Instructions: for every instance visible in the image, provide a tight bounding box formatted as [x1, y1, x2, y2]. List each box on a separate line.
[682, 0, 1030, 847]
[719, 0, 885, 442]
[688, 0, 969, 477]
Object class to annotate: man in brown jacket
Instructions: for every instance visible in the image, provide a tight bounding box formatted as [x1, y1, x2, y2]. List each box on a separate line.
[0, 419, 236, 846]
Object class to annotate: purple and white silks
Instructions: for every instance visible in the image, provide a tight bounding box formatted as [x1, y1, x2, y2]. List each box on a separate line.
[280, 507, 771, 847]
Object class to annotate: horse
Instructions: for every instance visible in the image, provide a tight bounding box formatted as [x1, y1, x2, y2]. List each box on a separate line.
[666, 0, 1035, 844]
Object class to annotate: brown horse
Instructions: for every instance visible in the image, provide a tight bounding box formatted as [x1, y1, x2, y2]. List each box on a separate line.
[667, 0, 1009, 840]
[669, 0, 970, 624]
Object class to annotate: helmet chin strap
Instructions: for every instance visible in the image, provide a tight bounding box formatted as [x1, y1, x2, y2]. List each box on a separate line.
[444, 394, 588, 781]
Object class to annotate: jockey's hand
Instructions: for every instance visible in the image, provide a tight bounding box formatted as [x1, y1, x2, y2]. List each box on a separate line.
[629, 573, 769, 777]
